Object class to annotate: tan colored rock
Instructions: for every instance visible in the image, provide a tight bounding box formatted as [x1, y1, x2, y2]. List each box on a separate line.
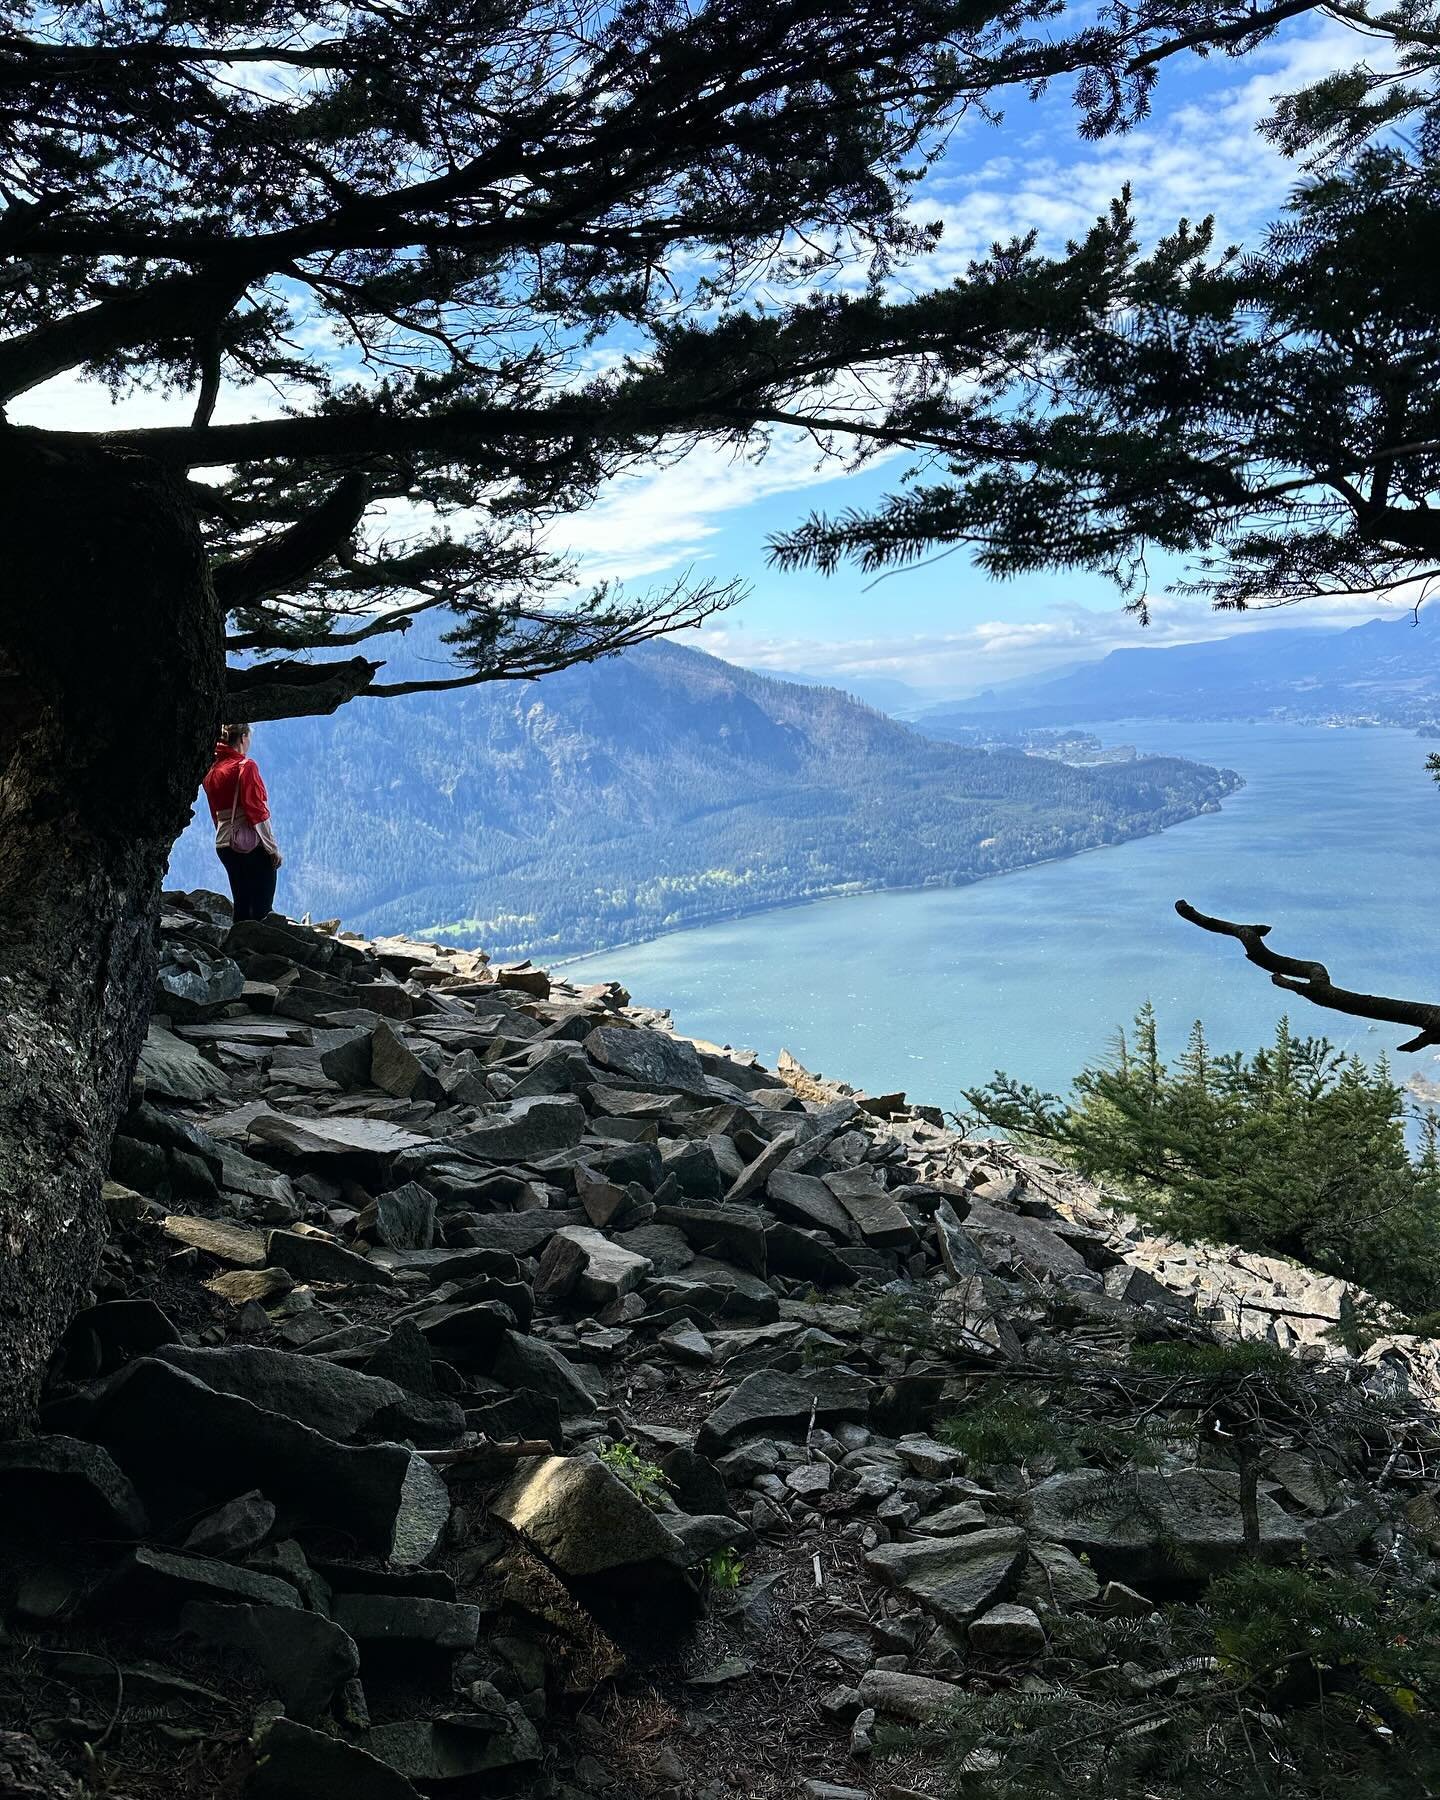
[204, 1267, 294, 1306]
[162, 1214, 268, 1267]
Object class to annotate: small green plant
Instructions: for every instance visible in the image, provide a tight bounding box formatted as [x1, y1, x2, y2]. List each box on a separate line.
[939, 1396, 1067, 1467]
[597, 1440, 672, 1509]
[703, 1548, 745, 1590]
[931, 1563, 1440, 1799]
[1128, 1338, 1295, 1385]
[938, 1390, 1167, 1474]
[968, 1008, 1440, 1317]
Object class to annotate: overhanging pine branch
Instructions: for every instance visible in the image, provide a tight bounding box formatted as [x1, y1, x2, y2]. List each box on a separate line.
[212, 474, 371, 612]
[1176, 899, 1440, 1050]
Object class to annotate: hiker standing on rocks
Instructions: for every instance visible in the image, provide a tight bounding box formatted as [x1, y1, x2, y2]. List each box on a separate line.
[203, 723, 283, 922]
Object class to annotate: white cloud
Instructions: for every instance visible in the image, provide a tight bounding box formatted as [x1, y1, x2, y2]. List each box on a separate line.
[543, 427, 898, 584]
[701, 590, 1399, 694]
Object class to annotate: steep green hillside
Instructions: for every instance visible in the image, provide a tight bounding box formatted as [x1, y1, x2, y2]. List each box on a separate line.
[167, 633, 1239, 959]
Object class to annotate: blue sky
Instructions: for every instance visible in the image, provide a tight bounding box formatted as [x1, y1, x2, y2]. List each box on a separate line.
[17, 14, 1391, 697]
[539, 14, 1394, 694]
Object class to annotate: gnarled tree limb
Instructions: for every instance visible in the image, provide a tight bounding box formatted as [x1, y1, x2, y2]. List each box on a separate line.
[224, 656, 379, 722]
[1176, 899, 1440, 1050]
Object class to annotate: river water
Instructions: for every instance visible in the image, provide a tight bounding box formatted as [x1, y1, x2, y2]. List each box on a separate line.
[566, 723, 1440, 1110]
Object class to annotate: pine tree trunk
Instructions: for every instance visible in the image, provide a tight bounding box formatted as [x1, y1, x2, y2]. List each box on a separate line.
[0, 443, 223, 1435]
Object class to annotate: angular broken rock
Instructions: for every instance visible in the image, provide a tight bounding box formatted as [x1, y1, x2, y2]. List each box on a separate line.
[358, 1182, 436, 1251]
[492, 1452, 696, 1637]
[268, 1229, 396, 1289]
[585, 1023, 709, 1095]
[536, 1226, 652, 1308]
[725, 1130, 800, 1205]
[155, 1344, 464, 1449]
[865, 1527, 1027, 1628]
[856, 1668, 965, 1722]
[181, 1600, 359, 1721]
[331, 1593, 481, 1652]
[205, 1266, 294, 1307]
[364, 1700, 541, 1782]
[449, 1095, 586, 1162]
[764, 1169, 854, 1239]
[162, 1213, 268, 1267]
[655, 1204, 767, 1276]
[249, 1716, 420, 1799]
[969, 1601, 1046, 1657]
[0, 1435, 148, 1539]
[1028, 1469, 1306, 1579]
[370, 1020, 433, 1100]
[491, 1331, 597, 1418]
[962, 1199, 1095, 1285]
[72, 1357, 448, 1562]
[183, 1489, 276, 1558]
[825, 1180, 917, 1251]
[248, 1112, 431, 1169]
[138, 1022, 227, 1103]
[764, 1222, 856, 1287]
[696, 1367, 871, 1453]
[104, 1544, 301, 1616]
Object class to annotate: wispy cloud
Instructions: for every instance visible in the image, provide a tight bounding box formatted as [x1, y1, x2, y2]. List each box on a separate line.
[702, 591, 1397, 696]
[548, 20, 1368, 587]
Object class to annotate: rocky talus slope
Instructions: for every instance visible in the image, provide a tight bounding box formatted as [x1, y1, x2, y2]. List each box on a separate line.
[2, 895, 1438, 1800]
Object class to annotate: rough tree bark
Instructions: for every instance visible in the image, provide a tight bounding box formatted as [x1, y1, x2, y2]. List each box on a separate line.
[0, 441, 223, 1435]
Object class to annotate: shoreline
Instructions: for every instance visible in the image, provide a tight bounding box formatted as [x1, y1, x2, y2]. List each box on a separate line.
[536, 774, 1247, 970]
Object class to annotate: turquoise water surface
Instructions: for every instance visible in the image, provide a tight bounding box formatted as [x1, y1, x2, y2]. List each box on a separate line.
[566, 723, 1440, 1109]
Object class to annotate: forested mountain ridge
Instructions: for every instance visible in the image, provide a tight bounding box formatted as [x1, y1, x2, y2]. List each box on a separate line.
[919, 608, 1440, 736]
[167, 632, 1240, 961]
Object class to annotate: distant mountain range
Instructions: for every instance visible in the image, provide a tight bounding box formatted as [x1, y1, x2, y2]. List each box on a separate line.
[917, 609, 1440, 736]
[168, 627, 1238, 961]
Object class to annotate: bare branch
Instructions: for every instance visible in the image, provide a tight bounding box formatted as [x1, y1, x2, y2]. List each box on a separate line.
[1175, 899, 1440, 1050]
[225, 594, 451, 653]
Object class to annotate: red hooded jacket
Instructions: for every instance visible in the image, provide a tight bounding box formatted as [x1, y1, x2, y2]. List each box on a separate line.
[202, 742, 272, 826]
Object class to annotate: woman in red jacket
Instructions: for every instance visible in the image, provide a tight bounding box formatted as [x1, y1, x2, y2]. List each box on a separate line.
[202, 723, 284, 922]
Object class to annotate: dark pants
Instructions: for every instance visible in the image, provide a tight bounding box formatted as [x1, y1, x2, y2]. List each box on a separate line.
[217, 846, 278, 923]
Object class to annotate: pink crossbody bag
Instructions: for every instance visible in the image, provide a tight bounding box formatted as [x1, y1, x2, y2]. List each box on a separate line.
[222, 758, 261, 855]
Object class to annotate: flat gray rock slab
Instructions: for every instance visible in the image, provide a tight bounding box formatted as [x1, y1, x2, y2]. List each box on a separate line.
[537, 1226, 653, 1307]
[331, 1593, 481, 1650]
[138, 1023, 227, 1102]
[1028, 1469, 1305, 1579]
[856, 1668, 965, 1721]
[697, 1367, 871, 1453]
[249, 1112, 431, 1163]
[449, 1095, 586, 1162]
[106, 1544, 301, 1614]
[180, 1601, 359, 1721]
[155, 1343, 463, 1448]
[178, 1019, 311, 1044]
[0, 1435, 148, 1538]
[764, 1170, 853, 1239]
[250, 1716, 419, 1799]
[268, 1229, 397, 1289]
[585, 1024, 709, 1095]
[963, 1198, 1094, 1282]
[866, 1526, 1027, 1627]
[725, 1130, 799, 1205]
[75, 1357, 448, 1563]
